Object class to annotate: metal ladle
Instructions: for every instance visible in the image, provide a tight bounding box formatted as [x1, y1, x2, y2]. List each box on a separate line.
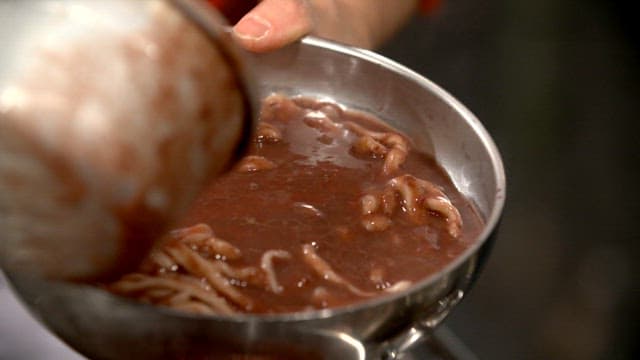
[0, 0, 254, 280]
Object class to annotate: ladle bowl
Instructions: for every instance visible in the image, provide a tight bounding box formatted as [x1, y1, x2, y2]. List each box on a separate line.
[0, 0, 253, 280]
[5, 37, 506, 359]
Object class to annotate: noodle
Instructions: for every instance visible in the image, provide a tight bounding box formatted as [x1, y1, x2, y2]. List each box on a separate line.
[164, 242, 254, 310]
[345, 121, 409, 175]
[361, 214, 392, 232]
[110, 224, 264, 314]
[360, 174, 463, 238]
[384, 280, 412, 293]
[235, 155, 276, 173]
[111, 273, 236, 315]
[388, 175, 462, 238]
[256, 122, 282, 143]
[148, 250, 176, 269]
[301, 244, 373, 298]
[303, 111, 344, 133]
[260, 250, 291, 294]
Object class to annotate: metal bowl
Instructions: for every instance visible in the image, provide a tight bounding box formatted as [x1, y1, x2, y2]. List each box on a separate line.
[5, 37, 506, 359]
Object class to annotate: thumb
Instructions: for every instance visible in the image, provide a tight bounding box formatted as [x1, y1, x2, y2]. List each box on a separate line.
[232, 0, 313, 52]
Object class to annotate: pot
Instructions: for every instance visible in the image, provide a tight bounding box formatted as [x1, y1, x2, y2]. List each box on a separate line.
[5, 36, 506, 359]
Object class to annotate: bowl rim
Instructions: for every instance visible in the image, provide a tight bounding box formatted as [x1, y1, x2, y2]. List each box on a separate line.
[128, 35, 507, 324]
[8, 35, 506, 326]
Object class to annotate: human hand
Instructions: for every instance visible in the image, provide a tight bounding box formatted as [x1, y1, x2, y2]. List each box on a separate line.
[231, 0, 419, 52]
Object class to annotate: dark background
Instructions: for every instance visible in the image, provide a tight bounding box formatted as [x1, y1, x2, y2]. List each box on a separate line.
[381, 0, 639, 358]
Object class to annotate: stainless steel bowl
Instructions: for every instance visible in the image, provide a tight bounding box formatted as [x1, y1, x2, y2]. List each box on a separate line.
[5, 37, 506, 359]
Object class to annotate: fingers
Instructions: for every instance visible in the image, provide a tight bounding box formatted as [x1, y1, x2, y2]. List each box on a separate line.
[232, 0, 314, 52]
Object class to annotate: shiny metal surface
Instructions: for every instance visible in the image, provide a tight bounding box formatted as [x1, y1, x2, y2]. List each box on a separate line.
[6, 37, 505, 359]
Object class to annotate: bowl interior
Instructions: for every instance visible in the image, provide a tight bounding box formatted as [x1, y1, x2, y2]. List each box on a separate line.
[246, 37, 505, 224]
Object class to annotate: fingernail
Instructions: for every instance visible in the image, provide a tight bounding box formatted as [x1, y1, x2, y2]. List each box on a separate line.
[233, 14, 271, 40]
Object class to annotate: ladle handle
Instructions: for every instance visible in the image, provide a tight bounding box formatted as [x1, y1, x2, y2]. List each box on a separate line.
[374, 325, 478, 360]
[367, 287, 471, 359]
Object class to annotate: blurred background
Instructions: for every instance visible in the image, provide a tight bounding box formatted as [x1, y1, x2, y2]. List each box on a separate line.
[382, 0, 639, 358]
[1, 0, 638, 359]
